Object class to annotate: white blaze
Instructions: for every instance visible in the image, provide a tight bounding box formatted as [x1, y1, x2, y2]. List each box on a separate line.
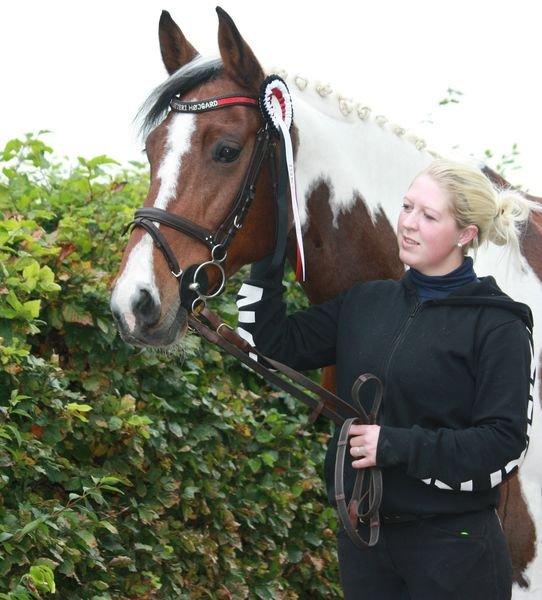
[111, 114, 196, 331]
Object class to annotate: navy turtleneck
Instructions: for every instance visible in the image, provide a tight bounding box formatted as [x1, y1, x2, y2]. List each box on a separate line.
[409, 256, 479, 303]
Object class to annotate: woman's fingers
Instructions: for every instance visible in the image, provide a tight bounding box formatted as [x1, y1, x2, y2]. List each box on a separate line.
[350, 445, 365, 457]
[348, 424, 381, 468]
[352, 457, 373, 469]
[349, 434, 365, 446]
[348, 424, 370, 435]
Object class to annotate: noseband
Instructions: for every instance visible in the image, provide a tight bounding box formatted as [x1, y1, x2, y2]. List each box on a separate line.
[124, 92, 283, 313]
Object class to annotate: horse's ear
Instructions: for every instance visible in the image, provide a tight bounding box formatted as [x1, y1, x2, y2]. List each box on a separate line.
[216, 6, 264, 91]
[159, 10, 198, 75]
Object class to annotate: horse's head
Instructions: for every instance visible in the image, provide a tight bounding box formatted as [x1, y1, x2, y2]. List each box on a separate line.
[110, 8, 279, 347]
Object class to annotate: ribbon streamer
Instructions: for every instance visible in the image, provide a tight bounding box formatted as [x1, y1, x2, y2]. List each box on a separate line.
[260, 77, 306, 282]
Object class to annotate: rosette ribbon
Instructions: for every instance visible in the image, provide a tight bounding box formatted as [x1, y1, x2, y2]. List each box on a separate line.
[259, 76, 306, 282]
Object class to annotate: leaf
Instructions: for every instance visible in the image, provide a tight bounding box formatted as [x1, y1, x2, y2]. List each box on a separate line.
[108, 555, 133, 567]
[182, 486, 198, 500]
[286, 546, 303, 563]
[127, 415, 152, 427]
[261, 451, 278, 467]
[168, 422, 183, 438]
[108, 416, 123, 430]
[247, 458, 261, 473]
[98, 520, 118, 534]
[22, 299, 41, 319]
[66, 403, 93, 413]
[99, 476, 123, 485]
[5, 425, 22, 447]
[96, 317, 109, 334]
[29, 564, 56, 593]
[82, 375, 103, 392]
[255, 430, 274, 444]
[304, 531, 323, 547]
[62, 304, 93, 326]
[76, 529, 97, 548]
[6, 291, 22, 311]
[14, 516, 47, 540]
[100, 485, 124, 494]
[22, 260, 40, 281]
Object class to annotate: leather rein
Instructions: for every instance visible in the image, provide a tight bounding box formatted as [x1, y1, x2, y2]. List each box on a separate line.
[123, 90, 384, 548]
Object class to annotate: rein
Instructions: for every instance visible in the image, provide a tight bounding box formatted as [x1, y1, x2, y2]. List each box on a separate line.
[124, 81, 384, 548]
[188, 308, 383, 548]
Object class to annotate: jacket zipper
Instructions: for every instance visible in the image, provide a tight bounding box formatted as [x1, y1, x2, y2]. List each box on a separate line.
[379, 301, 422, 421]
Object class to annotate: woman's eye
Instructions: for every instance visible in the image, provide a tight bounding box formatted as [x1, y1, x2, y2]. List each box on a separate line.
[402, 203, 411, 210]
[214, 143, 241, 163]
[425, 214, 435, 221]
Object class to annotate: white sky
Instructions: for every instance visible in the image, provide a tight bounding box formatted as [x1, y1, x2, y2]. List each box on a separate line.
[1, 1, 541, 194]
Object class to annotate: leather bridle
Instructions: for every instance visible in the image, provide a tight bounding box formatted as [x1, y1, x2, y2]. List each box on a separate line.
[122, 88, 384, 549]
[124, 94, 277, 313]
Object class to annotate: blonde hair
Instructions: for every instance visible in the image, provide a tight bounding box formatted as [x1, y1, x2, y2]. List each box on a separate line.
[420, 158, 541, 267]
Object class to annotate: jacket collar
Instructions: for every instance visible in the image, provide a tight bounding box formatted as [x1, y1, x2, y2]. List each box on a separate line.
[400, 268, 534, 330]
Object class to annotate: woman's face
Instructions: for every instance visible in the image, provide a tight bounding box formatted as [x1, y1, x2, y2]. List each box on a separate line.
[397, 174, 466, 276]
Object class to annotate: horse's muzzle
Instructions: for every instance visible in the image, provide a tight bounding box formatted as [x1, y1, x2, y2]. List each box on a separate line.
[110, 291, 188, 348]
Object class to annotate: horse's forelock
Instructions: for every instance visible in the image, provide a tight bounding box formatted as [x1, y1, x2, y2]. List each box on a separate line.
[135, 56, 224, 141]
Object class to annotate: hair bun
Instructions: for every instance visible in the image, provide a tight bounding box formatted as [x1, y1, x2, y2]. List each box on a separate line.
[489, 190, 530, 246]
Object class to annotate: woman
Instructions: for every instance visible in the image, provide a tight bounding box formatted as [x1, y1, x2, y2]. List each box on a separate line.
[236, 159, 537, 599]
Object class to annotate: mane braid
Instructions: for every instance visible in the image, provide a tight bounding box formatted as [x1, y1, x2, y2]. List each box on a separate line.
[136, 56, 224, 139]
[272, 68, 439, 158]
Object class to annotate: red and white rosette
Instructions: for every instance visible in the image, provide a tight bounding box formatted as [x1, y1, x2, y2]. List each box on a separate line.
[259, 76, 306, 282]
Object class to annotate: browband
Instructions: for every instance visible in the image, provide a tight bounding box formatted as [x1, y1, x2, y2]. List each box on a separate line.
[170, 95, 258, 113]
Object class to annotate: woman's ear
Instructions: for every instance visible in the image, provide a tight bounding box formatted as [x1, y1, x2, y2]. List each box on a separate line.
[459, 224, 479, 246]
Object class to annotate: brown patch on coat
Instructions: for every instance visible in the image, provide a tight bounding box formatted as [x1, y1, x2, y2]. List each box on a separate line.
[483, 165, 542, 281]
[292, 181, 404, 304]
[521, 196, 542, 282]
[497, 472, 537, 587]
[297, 182, 403, 409]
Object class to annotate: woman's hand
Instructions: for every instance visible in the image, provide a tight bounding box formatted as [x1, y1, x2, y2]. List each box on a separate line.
[349, 424, 381, 468]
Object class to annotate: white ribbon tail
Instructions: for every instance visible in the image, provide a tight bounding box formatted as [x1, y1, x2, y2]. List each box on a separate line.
[276, 115, 306, 281]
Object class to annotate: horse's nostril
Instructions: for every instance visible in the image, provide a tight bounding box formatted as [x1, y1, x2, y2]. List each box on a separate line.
[131, 287, 161, 328]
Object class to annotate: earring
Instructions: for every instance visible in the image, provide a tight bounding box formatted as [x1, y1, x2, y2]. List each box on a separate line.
[457, 242, 463, 248]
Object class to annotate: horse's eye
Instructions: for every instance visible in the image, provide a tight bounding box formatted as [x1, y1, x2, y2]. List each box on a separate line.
[214, 142, 241, 163]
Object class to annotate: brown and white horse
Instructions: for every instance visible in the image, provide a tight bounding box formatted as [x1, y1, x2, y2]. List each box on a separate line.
[110, 8, 542, 595]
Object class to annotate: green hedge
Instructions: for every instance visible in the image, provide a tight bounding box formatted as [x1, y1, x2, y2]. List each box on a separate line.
[0, 134, 341, 599]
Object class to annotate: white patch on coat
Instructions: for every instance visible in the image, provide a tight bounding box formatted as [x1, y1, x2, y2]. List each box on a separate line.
[290, 86, 432, 232]
[110, 114, 196, 330]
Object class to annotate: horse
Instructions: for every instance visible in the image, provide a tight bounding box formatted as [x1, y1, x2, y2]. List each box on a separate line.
[109, 7, 542, 595]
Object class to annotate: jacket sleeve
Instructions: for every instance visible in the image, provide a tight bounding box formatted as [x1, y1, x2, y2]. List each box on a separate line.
[376, 318, 535, 492]
[235, 259, 346, 371]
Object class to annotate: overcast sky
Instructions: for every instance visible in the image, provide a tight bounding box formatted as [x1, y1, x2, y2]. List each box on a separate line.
[1, 0, 540, 194]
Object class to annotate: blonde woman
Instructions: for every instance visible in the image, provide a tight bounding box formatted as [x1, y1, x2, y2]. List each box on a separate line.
[237, 159, 537, 599]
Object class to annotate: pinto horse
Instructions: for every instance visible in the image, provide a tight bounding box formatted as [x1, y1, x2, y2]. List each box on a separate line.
[110, 7, 542, 595]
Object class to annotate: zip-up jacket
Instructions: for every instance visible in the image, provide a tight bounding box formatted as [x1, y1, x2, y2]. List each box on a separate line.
[236, 261, 535, 515]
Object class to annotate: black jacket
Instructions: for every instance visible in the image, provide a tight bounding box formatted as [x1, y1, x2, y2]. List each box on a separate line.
[236, 262, 535, 515]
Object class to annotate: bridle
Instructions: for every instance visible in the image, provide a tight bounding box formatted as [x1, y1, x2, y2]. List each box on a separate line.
[124, 93, 280, 313]
[122, 82, 384, 549]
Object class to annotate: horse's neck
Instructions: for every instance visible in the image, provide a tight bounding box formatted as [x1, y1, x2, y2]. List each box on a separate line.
[289, 89, 432, 303]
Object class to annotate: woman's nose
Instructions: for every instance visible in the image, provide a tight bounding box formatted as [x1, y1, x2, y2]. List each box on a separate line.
[402, 211, 418, 229]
